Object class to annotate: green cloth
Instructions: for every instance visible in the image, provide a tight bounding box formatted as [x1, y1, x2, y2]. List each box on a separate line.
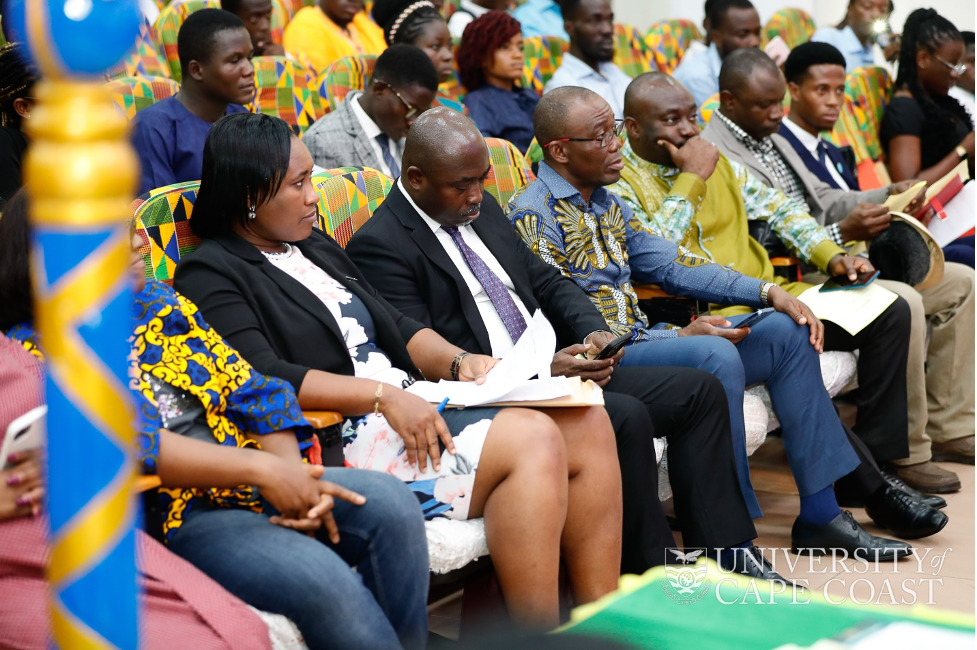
[559, 563, 975, 649]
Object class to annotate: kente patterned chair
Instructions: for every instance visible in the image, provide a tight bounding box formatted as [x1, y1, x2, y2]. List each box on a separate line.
[316, 54, 378, 112]
[154, 0, 222, 81]
[269, 0, 289, 41]
[483, 137, 535, 207]
[247, 55, 324, 136]
[644, 18, 703, 75]
[698, 92, 720, 126]
[844, 66, 893, 164]
[107, 75, 182, 121]
[105, 18, 172, 81]
[283, 0, 314, 20]
[762, 8, 816, 49]
[612, 23, 656, 78]
[521, 35, 569, 96]
[312, 167, 394, 248]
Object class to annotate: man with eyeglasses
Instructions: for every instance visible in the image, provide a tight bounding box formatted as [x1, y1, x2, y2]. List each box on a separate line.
[507, 85, 947, 556]
[303, 45, 436, 177]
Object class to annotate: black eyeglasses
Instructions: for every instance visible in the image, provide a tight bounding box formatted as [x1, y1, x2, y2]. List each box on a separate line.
[375, 80, 419, 119]
[543, 119, 625, 149]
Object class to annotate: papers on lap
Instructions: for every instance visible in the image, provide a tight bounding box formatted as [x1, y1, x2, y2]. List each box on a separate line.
[406, 310, 604, 407]
[797, 283, 899, 335]
[926, 181, 976, 248]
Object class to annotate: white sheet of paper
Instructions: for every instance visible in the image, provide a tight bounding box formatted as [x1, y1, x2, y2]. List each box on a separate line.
[926, 181, 976, 248]
[797, 283, 899, 335]
[847, 621, 973, 649]
[406, 310, 568, 406]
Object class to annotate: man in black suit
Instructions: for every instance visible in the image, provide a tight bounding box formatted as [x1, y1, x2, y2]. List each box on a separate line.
[348, 108, 797, 582]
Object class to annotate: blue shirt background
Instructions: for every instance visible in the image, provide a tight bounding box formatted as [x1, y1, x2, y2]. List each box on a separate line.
[672, 42, 723, 109]
[511, 0, 568, 39]
[464, 85, 540, 153]
[131, 96, 247, 196]
[811, 25, 875, 73]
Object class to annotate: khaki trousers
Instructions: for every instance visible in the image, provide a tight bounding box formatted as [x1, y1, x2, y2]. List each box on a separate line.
[882, 263, 976, 465]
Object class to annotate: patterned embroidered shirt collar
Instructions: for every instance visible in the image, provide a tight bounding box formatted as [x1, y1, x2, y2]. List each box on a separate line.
[622, 140, 680, 179]
[537, 161, 614, 212]
[715, 108, 809, 209]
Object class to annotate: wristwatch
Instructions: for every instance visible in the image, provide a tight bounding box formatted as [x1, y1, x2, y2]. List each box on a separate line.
[956, 144, 968, 160]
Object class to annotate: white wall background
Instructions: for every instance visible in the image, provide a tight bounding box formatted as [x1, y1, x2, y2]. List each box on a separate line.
[614, 0, 975, 37]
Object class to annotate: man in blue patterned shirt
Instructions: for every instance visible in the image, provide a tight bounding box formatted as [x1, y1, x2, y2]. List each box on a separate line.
[507, 85, 945, 555]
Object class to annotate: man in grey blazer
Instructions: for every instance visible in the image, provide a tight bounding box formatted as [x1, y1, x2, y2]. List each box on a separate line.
[303, 44, 439, 176]
[703, 48, 975, 494]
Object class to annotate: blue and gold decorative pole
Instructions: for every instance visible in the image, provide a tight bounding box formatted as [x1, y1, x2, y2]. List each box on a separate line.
[7, 1, 143, 648]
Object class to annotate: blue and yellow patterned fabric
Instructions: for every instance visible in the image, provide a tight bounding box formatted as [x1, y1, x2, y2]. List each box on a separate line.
[248, 55, 324, 136]
[316, 54, 378, 112]
[521, 35, 569, 95]
[131, 281, 312, 540]
[484, 137, 535, 207]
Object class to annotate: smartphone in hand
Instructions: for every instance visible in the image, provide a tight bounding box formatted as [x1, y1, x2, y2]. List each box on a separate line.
[593, 332, 634, 360]
[722, 307, 775, 329]
[819, 270, 880, 292]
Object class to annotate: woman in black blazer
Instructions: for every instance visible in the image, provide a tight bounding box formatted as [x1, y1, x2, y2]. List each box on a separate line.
[173, 113, 624, 630]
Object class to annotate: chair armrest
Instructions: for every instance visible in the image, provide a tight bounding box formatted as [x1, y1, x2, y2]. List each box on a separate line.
[303, 410, 343, 429]
[634, 284, 679, 300]
[134, 475, 162, 493]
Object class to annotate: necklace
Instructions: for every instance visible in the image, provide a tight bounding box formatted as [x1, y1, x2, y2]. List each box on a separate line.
[261, 242, 293, 259]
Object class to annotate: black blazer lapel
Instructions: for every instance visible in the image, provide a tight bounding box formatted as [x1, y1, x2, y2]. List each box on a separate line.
[215, 232, 351, 355]
[387, 186, 495, 354]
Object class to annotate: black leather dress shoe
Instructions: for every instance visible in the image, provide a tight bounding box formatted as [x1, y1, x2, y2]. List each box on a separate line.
[718, 546, 800, 590]
[865, 486, 949, 539]
[791, 511, 912, 561]
[881, 469, 947, 509]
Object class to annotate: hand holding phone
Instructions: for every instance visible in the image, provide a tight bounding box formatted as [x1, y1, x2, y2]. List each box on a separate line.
[593, 332, 634, 360]
[722, 308, 775, 330]
[1, 406, 46, 470]
[819, 270, 880, 292]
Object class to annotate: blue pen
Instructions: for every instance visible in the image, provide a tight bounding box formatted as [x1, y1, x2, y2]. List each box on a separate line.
[437, 397, 450, 412]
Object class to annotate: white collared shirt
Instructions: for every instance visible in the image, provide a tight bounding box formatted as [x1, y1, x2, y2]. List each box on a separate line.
[397, 179, 533, 357]
[782, 117, 851, 191]
[543, 52, 632, 119]
[350, 94, 404, 178]
[447, 0, 491, 39]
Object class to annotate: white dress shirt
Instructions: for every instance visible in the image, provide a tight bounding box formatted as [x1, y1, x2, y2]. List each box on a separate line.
[447, 0, 490, 39]
[398, 179, 533, 357]
[543, 52, 632, 119]
[350, 94, 404, 177]
[782, 118, 851, 191]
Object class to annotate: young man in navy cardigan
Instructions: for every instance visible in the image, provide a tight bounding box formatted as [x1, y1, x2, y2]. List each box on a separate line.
[780, 42, 976, 490]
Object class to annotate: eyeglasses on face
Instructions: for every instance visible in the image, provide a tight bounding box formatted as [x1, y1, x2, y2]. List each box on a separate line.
[933, 54, 968, 76]
[375, 79, 419, 119]
[543, 119, 626, 149]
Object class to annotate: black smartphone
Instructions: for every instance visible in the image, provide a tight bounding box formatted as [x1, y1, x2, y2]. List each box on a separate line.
[819, 270, 880, 292]
[722, 307, 775, 329]
[594, 332, 634, 360]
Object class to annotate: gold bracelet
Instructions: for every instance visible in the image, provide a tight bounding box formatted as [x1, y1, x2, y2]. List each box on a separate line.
[956, 145, 968, 160]
[373, 382, 383, 416]
[450, 352, 471, 381]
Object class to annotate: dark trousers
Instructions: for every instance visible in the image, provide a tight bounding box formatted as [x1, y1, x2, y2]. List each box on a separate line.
[823, 295, 912, 462]
[604, 366, 757, 572]
[835, 423, 888, 501]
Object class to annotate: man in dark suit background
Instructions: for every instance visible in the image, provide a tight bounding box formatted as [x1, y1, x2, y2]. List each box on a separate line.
[348, 108, 805, 583]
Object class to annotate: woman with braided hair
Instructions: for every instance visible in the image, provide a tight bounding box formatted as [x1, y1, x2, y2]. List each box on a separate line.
[370, 0, 468, 114]
[457, 10, 538, 152]
[881, 8, 974, 266]
[0, 43, 39, 207]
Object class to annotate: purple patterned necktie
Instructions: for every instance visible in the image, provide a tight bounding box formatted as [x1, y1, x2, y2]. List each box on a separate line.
[443, 226, 527, 342]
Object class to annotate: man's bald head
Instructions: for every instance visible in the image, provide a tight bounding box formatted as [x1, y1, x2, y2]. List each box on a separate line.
[717, 48, 787, 141]
[623, 71, 694, 119]
[622, 73, 703, 167]
[403, 107, 485, 174]
[402, 107, 492, 228]
[534, 86, 603, 150]
[718, 47, 781, 97]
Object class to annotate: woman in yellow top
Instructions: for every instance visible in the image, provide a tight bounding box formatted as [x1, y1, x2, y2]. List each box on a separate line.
[283, 0, 386, 73]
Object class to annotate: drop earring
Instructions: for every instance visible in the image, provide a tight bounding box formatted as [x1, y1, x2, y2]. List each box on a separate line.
[248, 205, 256, 220]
